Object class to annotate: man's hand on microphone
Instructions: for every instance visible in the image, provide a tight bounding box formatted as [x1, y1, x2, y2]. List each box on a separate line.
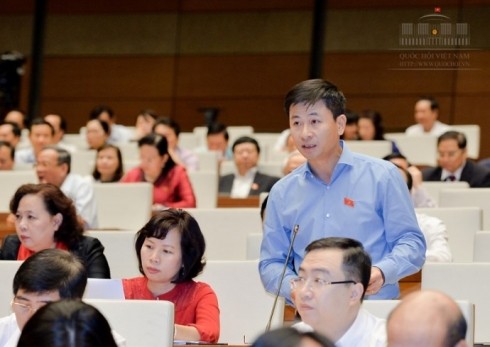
[366, 266, 385, 296]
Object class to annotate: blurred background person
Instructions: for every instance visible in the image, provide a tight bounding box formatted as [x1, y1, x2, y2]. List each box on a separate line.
[405, 97, 450, 136]
[0, 140, 15, 170]
[282, 150, 307, 176]
[44, 113, 77, 153]
[219, 136, 280, 198]
[383, 152, 436, 208]
[91, 144, 124, 183]
[123, 209, 220, 343]
[85, 119, 110, 150]
[89, 105, 132, 144]
[133, 109, 158, 141]
[121, 134, 196, 210]
[3, 109, 26, 130]
[15, 118, 54, 165]
[423, 130, 490, 187]
[341, 110, 359, 141]
[153, 117, 199, 171]
[0, 121, 22, 148]
[358, 109, 400, 153]
[0, 183, 110, 278]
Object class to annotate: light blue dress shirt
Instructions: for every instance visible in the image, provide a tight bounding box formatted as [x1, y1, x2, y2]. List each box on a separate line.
[259, 141, 426, 302]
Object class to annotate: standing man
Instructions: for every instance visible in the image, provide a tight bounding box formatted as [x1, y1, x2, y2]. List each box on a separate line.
[405, 97, 450, 136]
[259, 79, 425, 301]
[423, 130, 490, 187]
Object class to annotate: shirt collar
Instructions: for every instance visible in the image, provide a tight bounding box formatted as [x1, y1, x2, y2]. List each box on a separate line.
[300, 140, 354, 179]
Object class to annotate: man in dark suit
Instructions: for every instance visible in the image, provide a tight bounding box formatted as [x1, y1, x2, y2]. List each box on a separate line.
[423, 130, 490, 187]
[219, 136, 280, 197]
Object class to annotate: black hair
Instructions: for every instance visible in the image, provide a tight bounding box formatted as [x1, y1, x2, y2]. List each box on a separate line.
[305, 237, 372, 301]
[2, 121, 22, 137]
[232, 136, 260, 154]
[137, 133, 176, 178]
[0, 140, 15, 159]
[134, 209, 206, 283]
[284, 79, 346, 119]
[29, 118, 55, 136]
[89, 105, 114, 120]
[207, 123, 229, 141]
[17, 300, 117, 347]
[13, 249, 87, 298]
[92, 144, 124, 182]
[153, 117, 181, 137]
[417, 96, 439, 111]
[437, 131, 467, 149]
[252, 327, 335, 347]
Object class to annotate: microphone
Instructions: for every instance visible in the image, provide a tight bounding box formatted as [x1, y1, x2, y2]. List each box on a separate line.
[265, 224, 299, 332]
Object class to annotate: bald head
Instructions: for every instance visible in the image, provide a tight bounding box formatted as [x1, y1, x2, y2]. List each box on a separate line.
[387, 290, 467, 347]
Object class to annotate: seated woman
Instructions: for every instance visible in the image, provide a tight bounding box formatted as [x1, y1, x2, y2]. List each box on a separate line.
[17, 300, 118, 347]
[121, 134, 196, 210]
[85, 119, 110, 150]
[0, 183, 111, 278]
[91, 144, 124, 183]
[357, 109, 401, 154]
[123, 209, 219, 343]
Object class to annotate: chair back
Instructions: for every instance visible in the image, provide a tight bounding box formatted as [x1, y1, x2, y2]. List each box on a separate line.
[93, 182, 152, 230]
[0, 171, 37, 212]
[85, 299, 174, 347]
[0, 261, 23, 317]
[439, 189, 490, 229]
[197, 260, 284, 344]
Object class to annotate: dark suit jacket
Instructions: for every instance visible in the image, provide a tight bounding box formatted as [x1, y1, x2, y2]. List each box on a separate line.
[0, 235, 111, 278]
[219, 171, 280, 196]
[422, 160, 490, 187]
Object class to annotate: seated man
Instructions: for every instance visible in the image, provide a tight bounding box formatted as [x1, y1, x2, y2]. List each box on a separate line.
[397, 166, 452, 262]
[405, 97, 451, 136]
[44, 113, 77, 153]
[0, 122, 22, 149]
[14, 118, 54, 165]
[0, 249, 125, 347]
[387, 290, 468, 347]
[0, 141, 15, 170]
[35, 146, 98, 228]
[423, 130, 490, 187]
[194, 122, 233, 163]
[219, 136, 280, 198]
[292, 237, 386, 346]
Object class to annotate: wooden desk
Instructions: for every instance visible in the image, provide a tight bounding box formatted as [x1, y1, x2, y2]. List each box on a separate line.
[217, 196, 260, 208]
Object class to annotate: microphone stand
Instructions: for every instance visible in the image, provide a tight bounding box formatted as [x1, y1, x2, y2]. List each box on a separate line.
[265, 224, 299, 332]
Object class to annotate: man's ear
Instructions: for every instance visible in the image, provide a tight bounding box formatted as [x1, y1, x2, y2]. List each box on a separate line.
[336, 114, 347, 136]
[350, 282, 364, 303]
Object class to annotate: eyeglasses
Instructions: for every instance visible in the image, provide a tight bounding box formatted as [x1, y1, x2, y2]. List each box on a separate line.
[290, 277, 357, 290]
[11, 298, 48, 315]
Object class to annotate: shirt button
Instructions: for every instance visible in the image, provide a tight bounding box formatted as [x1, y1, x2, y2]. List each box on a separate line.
[326, 186, 330, 190]
[326, 213, 330, 218]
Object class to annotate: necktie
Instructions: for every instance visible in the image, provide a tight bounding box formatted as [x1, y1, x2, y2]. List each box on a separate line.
[445, 175, 456, 182]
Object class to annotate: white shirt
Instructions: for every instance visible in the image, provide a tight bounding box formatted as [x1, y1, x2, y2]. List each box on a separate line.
[416, 212, 452, 262]
[108, 124, 133, 144]
[61, 174, 98, 229]
[411, 186, 437, 208]
[405, 121, 451, 136]
[230, 167, 257, 198]
[441, 163, 465, 182]
[0, 313, 126, 347]
[293, 308, 387, 347]
[14, 147, 35, 165]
